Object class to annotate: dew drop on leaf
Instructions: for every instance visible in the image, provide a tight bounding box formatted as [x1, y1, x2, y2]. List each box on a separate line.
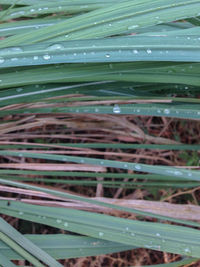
[113, 105, 121, 114]
[43, 54, 51, 60]
[99, 232, 104, 237]
[135, 164, 141, 170]
[0, 57, 5, 64]
[164, 109, 170, 114]
[47, 44, 64, 50]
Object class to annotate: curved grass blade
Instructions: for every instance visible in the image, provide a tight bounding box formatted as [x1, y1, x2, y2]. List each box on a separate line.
[0, 62, 199, 90]
[0, 36, 200, 69]
[0, 1, 124, 21]
[1, 200, 200, 257]
[1, 0, 200, 47]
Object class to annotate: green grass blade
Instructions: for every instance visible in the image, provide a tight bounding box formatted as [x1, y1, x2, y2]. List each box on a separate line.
[1, 200, 200, 257]
[0, 250, 16, 267]
[0, 36, 200, 69]
[0, 234, 135, 260]
[0, 150, 198, 181]
[1, 0, 200, 46]
[0, 178, 200, 228]
[0, 217, 62, 266]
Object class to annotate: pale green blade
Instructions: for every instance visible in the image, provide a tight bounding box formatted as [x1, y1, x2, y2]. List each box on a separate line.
[1, 200, 200, 257]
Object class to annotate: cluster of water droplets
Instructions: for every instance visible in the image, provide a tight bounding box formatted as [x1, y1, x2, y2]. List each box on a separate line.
[0, 47, 24, 65]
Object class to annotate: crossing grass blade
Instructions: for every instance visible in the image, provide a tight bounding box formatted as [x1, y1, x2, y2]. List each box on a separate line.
[0, 234, 135, 260]
[1, 0, 200, 47]
[0, 217, 62, 266]
[1, 178, 200, 228]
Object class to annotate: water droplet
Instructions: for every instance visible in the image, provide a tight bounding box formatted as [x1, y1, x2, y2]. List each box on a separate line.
[33, 56, 39, 60]
[113, 105, 121, 114]
[128, 25, 139, 30]
[174, 170, 182, 176]
[56, 219, 62, 223]
[135, 164, 141, 170]
[73, 53, 77, 56]
[0, 57, 5, 64]
[16, 88, 23, 92]
[105, 54, 110, 58]
[124, 164, 128, 168]
[184, 247, 192, 255]
[81, 159, 85, 163]
[95, 108, 99, 112]
[100, 161, 104, 165]
[156, 233, 161, 237]
[11, 57, 18, 61]
[157, 109, 161, 113]
[47, 44, 64, 50]
[43, 54, 51, 60]
[64, 222, 68, 227]
[42, 216, 46, 219]
[99, 232, 104, 237]
[133, 49, 138, 54]
[147, 49, 152, 54]
[18, 153, 23, 157]
[19, 211, 24, 215]
[30, 8, 35, 12]
[131, 232, 135, 236]
[125, 227, 129, 231]
[164, 109, 170, 114]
